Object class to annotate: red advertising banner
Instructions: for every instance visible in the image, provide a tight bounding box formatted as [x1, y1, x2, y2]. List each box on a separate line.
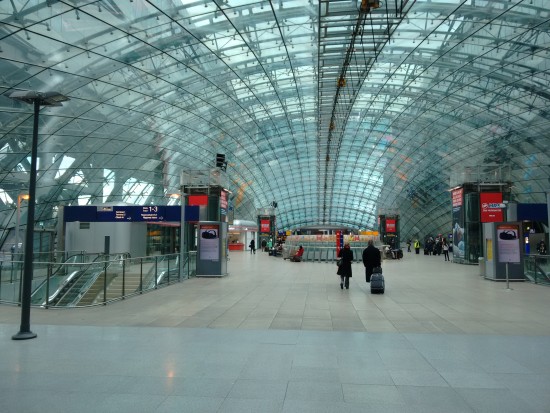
[480, 192, 504, 223]
[386, 219, 396, 233]
[220, 190, 228, 218]
[451, 188, 463, 207]
[336, 230, 342, 255]
[260, 219, 270, 233]
[188, 195, 208, 206]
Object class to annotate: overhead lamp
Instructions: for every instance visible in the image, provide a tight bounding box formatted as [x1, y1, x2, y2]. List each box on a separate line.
[8, 90, 69, 340]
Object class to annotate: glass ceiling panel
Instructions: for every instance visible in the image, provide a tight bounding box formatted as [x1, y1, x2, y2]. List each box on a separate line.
[1, 0, 549, 238]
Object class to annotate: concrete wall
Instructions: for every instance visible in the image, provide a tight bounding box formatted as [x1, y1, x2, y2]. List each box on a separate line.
[65, 221, 147, 257]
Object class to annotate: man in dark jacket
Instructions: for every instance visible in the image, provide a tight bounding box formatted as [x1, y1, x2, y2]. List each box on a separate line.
[362, 240, 381, 283]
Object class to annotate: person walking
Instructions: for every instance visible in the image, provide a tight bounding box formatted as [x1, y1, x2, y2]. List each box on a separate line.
[249, 239, 256, 254]
[362, 240, 381, 283]
[442, 238, 450, 261]
[407, 239, 411, 252]
[414, 239, 420, 254]
[337, 243, 354, 289]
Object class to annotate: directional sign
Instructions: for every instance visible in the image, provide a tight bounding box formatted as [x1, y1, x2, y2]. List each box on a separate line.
[64, 205, 181, 223]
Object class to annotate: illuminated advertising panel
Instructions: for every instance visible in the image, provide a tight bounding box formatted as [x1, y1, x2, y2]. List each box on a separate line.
[451, 188, 465, 259]
[220, 190, 228, 217]
[336, 230, 343, 255]
[199, 223, 219, 261]
[452, 188, 463, 208]
[480, 192, 504, 223]
[188, 195, 208, 206]
[260, 219, 270, 233]
[496, 223, 520, 263]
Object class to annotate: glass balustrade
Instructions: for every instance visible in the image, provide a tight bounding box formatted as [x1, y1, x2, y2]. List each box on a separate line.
[0, 251, 197, 308]
[524, 254, 550, 286]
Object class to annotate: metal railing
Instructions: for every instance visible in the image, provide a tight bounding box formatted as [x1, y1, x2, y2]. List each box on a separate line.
[524, 254, 550, 286]
[281, 243, 385, 263]
[0, 252, 197, 308]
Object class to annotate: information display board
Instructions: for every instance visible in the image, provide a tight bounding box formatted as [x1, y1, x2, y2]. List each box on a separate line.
[483, 222, 524, 281]
[196, 221, 228, 277]
[199, 224, 220, 261]
[496, 223, 521, 263]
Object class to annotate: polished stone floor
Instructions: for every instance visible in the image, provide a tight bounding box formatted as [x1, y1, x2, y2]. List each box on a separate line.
[1, 251, 550, 412]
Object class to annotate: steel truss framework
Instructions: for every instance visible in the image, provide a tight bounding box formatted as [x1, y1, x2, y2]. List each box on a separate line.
[0, 0, 549, 247]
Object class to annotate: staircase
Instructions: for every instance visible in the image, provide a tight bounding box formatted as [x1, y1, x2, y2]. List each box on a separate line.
[78, 270, 144, 305]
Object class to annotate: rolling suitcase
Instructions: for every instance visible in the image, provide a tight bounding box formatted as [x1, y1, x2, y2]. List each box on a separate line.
[370, 272, 385, 294]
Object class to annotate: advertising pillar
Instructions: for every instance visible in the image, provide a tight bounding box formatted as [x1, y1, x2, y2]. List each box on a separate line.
[257, 214, 276, 251]
[378, 215, 399, 248]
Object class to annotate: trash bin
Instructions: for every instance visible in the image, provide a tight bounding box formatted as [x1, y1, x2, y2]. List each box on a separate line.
[478, 257, 485, 277]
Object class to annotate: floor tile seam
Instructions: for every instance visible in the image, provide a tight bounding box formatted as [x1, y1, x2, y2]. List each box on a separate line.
[341, 382, 480, 410]
[200, 287, 266, 328]
[392, 335, 455, 390]
[405, 333, 521, 380]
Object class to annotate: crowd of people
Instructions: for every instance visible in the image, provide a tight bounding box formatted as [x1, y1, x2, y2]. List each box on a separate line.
[248, 234, 548, 276]
[420, 236, 451, 259]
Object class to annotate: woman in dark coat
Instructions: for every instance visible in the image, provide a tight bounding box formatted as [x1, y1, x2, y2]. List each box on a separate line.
[337, 243, 354, 289]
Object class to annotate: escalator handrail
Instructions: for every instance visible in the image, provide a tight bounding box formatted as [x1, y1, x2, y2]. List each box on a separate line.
[56, 253, 132, 306]
[51, 256, 115, 306]
[49, 254, 125, 307]
[30, 254, 90, 301]
[31, 265, 97, 307]
[142, 254, 182, 289]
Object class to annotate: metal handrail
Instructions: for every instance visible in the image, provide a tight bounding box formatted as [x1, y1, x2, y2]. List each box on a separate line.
[0, 252, 196, 308]
[282, 244, 384, 262]
[524, 254, 550, 285]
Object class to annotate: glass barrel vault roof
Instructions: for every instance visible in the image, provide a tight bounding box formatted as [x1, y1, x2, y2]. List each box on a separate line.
[0, 0, 549, 239]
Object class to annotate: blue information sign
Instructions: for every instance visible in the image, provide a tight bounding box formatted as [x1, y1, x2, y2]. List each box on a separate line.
[65, 205, 181, 223]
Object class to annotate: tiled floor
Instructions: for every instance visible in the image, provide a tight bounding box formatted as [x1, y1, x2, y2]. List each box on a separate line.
[1, 251, 550, 412]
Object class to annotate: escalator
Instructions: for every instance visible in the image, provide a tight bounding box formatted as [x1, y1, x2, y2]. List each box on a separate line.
[524, 256, 550, 285]
[30, 253, 185, 307]
[30, 254, 89, 306]
[32, 254, 110, 307]
[49, 255, 120, 307]
[143, 254, 180, 290]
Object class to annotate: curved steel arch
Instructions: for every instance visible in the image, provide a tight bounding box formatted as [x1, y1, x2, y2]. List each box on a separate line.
[1, 0, 549, 248]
